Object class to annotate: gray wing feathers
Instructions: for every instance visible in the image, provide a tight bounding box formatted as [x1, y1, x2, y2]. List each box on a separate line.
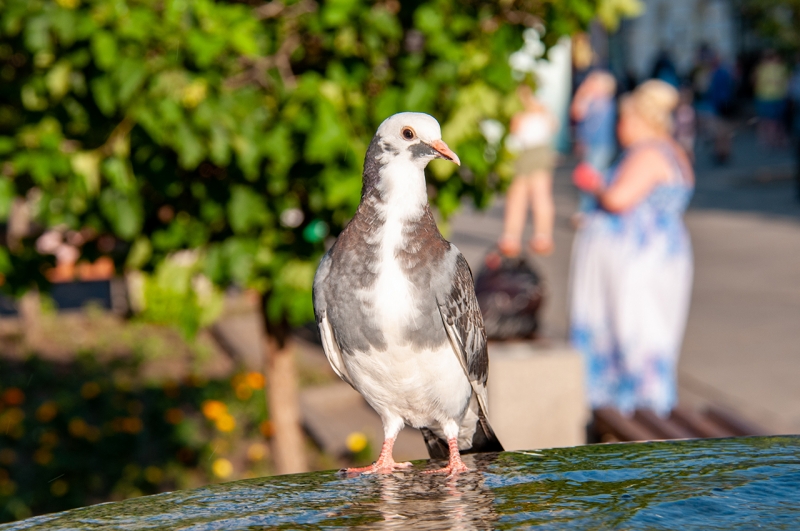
[313, 253, 354, 387]
[436, 252, 490, 416]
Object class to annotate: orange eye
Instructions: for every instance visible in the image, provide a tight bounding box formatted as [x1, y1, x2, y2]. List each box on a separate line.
[401, 127, 415, 140]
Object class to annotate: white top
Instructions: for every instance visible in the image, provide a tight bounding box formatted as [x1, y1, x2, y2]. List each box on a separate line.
[512, 112, 553, 150]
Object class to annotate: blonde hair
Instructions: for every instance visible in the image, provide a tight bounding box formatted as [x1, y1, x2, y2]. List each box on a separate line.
[622, 79, 680, 134]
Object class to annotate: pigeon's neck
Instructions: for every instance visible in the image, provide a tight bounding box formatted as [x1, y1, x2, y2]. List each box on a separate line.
[361, 135, 428, 221]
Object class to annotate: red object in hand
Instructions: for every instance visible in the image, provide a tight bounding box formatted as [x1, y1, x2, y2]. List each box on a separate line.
[572, 162, 602, 192]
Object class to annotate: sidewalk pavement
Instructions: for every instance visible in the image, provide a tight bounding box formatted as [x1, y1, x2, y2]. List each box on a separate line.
[447, 128, 800, 435]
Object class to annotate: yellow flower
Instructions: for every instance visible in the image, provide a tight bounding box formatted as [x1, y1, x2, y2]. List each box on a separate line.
[246, 442, 268, 462]
[215, 414, 236, 433]
[50, 479, 69, 497]
[0, 449, 16, 465]
[39, 430, 59, 448]
[34, 449, 53, 466]
[0, 478, 17, 497]
[201, 400, 226, 421]
[144, 466, 163, 484]
[68, 418, 88, 438]
[36, 402, 58, 423]
[55, 0, 79, 8]
[346, 432, 368, 453]
[81, 382, 101, 400]
[0, 408, 25, 430]
[181, 81, 207, 109]
[211, 458, 233, 479]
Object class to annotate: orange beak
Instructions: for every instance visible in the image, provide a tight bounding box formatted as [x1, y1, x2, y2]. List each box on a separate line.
[429, 139, 461, 166]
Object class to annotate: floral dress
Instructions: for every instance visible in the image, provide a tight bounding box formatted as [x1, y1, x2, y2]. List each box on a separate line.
[569, 142, 694, 416]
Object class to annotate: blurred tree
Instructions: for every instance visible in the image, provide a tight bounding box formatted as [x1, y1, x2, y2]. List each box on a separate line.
[0, 0, 635, 473]
[741, 0, 800, 52]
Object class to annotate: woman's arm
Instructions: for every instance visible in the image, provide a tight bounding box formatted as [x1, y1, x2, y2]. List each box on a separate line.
[598, 147, 670, 213]
[510, 112, 524, 134]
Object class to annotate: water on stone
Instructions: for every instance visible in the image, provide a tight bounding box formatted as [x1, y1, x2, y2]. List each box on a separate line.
[2, 436, 798, 530]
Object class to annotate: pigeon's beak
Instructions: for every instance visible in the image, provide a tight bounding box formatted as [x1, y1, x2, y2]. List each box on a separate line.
[429, 139, 461, 166]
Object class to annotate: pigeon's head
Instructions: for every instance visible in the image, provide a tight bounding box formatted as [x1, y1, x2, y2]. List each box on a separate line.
[374, 112, 461, 170]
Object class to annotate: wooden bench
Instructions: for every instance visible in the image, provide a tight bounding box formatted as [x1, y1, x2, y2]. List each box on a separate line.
[591, 405, 768, 443]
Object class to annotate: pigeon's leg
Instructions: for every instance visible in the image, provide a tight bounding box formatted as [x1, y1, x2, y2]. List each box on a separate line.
[424, 421, 469, 476]
[342, 416, 411, 475]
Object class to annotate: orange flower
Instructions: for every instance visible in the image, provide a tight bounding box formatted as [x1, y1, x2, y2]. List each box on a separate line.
[235, 383, 252, 401]
[2, 388, 24, 406]
[245, 372, 265, 390]
[164, 408, 184, 424]
[259, 420, 274, 438]
[201, 400, 226, 421]
[122, 417, 143, 434]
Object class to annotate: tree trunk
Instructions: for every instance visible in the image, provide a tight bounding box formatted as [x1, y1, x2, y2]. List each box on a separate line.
[263, 331, 308, 475]
[19, 290, 41, 351]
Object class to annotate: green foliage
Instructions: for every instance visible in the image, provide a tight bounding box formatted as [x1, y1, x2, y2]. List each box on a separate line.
[0, 0, 603, 329]
[742, 0, 800, 52]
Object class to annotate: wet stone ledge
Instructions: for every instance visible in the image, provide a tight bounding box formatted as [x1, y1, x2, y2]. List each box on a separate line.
[1, 436, 798, 530]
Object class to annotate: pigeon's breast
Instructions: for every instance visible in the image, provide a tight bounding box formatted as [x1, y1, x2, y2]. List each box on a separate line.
[369, 205, 451, 350]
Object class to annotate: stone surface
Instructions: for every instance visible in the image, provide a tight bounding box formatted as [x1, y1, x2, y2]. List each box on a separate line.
[2, 436, 798, 530]
[487, 340, 589, 451]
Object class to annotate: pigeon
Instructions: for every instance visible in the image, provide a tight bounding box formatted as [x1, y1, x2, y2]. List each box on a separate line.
[313, 112, 503, 476]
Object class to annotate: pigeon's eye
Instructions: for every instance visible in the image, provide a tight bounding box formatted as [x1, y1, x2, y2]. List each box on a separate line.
[401, 127, 416, 140]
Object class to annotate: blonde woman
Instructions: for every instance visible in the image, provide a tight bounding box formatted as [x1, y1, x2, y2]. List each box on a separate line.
[570, 80, 694, 416]
[499, 85, 558, 256]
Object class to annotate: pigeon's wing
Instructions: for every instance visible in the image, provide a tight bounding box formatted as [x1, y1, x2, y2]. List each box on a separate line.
[434, 250, 503, 454]
[435, 252, 489, 410]
[313, 253, 353, 387]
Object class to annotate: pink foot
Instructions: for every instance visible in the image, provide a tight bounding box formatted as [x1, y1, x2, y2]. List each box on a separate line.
[340, 437, 412, 476]
[342, 459, 412, 475]
[423, 437, 470, 476]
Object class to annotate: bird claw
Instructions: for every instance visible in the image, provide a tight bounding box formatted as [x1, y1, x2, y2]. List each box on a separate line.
[340, 460, 412, 476]
[423, 460, 470, 476]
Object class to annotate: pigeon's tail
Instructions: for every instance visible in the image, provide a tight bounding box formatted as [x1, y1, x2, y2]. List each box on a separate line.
[421, 409, 504, 460]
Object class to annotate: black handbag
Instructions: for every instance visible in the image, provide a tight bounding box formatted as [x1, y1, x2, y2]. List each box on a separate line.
[474, 249, 545, 341]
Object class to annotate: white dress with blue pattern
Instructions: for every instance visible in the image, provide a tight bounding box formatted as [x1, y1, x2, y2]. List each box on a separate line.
[569, 142, 694, 416]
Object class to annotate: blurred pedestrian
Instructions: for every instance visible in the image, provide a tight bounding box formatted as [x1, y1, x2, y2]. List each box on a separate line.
[706, 56, 736, 163]
[674, 86, 696, 161]
[753, 50, 789, 148]
[651, 50, 680, 88]
[499, 85, 558, 256]
[790, 56, 800, 201]
[571, 70, 617, 223]
[570, 80, 694, 417]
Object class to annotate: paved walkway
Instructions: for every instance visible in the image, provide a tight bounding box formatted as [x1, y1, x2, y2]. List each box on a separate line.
[448, 128, 800, 435]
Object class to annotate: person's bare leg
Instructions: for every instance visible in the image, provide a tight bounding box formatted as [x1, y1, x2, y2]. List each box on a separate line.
[528, 170, 554, 255]
[499, 176, 531, 256]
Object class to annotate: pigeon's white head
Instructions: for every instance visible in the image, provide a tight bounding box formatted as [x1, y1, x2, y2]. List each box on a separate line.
[373, 112, 460, 170]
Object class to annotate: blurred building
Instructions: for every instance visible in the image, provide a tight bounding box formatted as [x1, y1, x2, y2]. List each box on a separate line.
[599, 0, 739, 83]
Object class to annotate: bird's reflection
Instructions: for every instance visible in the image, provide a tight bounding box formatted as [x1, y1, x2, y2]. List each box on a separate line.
[348, 454, 499, 530]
